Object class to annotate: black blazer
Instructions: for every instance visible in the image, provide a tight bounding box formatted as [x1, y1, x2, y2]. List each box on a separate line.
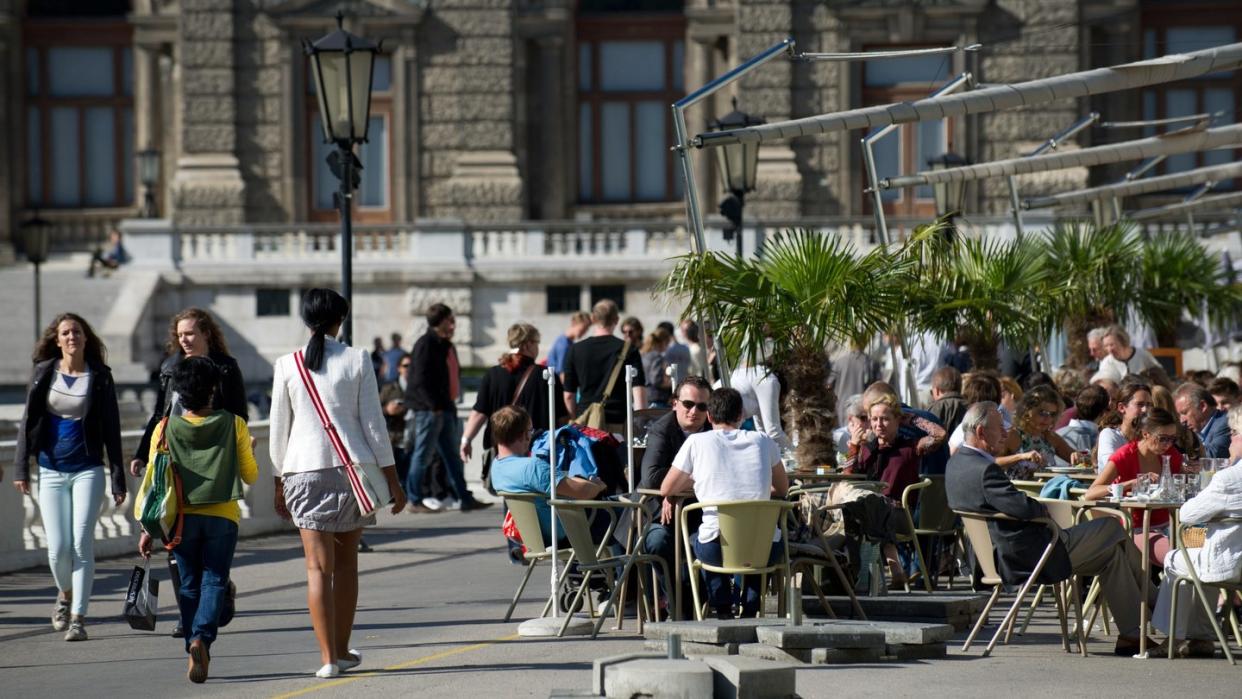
[945, 447, 1071, 585]
[15, 358, 126, 496]
[135, 350, 248, 463]
[639, 412, 711, 491]
[406, 330, 457, 412]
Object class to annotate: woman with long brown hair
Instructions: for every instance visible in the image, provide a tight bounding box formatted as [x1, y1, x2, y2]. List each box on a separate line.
[131, 307, 249, 638]
[1096, 381, 1153, 469]
[13, 313, 125, 641]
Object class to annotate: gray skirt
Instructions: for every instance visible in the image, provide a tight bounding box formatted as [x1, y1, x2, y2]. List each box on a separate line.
[283, 467, 376, 532]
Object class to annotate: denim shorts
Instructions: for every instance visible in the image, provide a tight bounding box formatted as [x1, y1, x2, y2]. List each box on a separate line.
[283, 467, 376, 532]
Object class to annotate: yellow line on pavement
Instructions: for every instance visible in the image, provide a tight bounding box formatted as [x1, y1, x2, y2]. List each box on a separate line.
[270, 633, 522, 698]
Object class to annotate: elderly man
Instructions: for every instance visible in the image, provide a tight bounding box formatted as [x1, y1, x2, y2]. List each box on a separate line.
[660, 388, 788, 619]
[947, 401, 1153, 656]
[1086, 327, 1108, 373]
[640, 377, 713, 592]
[1174, 382, 1230, 458]
[1097, 325, 1160, 383]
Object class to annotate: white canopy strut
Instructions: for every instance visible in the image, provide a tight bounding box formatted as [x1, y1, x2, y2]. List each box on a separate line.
[694, 42, 1242, 148]
[1128, 190, 1242, 221]
[1024, 161, 1242, 210]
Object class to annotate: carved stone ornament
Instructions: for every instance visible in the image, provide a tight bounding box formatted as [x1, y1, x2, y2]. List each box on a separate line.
[405, 287, 473, 318]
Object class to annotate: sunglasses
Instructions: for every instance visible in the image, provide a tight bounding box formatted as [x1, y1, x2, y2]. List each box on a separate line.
[1036, 410, 1057, 419]
[678, 399, 708, 412]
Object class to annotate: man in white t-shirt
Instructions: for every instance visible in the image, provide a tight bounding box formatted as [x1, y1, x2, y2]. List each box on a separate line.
[659, 388, 789, 619]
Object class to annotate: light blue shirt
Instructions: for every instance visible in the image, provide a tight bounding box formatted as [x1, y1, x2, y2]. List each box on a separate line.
[546, 335, 572, 375]
[491, 455, 565, 544]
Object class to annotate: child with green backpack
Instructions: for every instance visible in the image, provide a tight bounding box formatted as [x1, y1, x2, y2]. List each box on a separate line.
[136, 356, 257, 683]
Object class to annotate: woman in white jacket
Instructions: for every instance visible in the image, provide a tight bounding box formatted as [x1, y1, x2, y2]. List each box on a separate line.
[1152, 404, 1242, 658]
[270, 289, 406, 678]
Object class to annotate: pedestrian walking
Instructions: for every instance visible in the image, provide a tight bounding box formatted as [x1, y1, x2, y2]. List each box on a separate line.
[131, 307, 249, 637]
[270, 289, 406, 678]
[13, 313, 126, 641]
[404, 302, 491, 512]
[137, 357, 258, 683]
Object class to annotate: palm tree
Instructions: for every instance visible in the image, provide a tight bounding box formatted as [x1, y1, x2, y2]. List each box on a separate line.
[656, 230, 912, 469]
[902, 226, 1052, 372]
[1039, 221, 1142, 368]
[1134, 230, 1242, 348]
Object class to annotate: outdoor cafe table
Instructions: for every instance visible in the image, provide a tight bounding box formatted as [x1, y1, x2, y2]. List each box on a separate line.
[789, 470, 870, 485]
[1034, 470, 1097, 482]
[1080, 498, 1182, 658]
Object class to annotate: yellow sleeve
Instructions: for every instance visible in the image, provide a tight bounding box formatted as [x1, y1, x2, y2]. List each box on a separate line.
[235, 417, 259, 485]
[148, 420, 164, 466]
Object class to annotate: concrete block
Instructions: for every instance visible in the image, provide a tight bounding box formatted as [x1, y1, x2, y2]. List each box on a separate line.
[885, 643, 948, 661]
[701, 656, 798, 699]
[644, 639, 739, 656]
[644, 619, 789, 644]
[812, 619, 954, 645]
[810, 646, 885, 664]
[755, 625, 885, 650]
[738, 643, 811, 664]
[603, 659, 714, 699]
[592, 652, 663, 696]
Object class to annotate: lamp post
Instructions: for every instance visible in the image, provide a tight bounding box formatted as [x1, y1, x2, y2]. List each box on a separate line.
[305, 12, 380, 346]
[708, 99, 764, 257]
[22, 213, 51, 340]
[137, 146, 161, 218]
[927, 152, 969, 240]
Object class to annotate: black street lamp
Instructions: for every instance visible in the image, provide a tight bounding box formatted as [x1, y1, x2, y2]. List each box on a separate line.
[304, 12, 380, 345]
[138, 146, 161, 218]
[21, 213, 51, 340]
[709, 99, 764, 257]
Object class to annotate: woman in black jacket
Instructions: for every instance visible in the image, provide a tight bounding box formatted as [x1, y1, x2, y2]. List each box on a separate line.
[13, 313, 125, 642]
[131, 308, 248, 637]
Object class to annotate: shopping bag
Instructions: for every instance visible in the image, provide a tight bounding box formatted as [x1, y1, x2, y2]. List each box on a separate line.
[124, 560, 159, 631]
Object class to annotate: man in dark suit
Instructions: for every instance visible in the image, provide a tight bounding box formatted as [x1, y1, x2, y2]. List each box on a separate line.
[641, 376, 712, 606]
[1174, 383, 1231, 459]
[947, 401, 1152, 655]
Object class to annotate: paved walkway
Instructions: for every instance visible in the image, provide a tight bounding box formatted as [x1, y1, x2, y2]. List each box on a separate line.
[2, 511, 1240, 697]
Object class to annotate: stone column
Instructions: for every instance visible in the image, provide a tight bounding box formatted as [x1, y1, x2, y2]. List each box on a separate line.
[171, 0, 245, 225]
[736, 0, 801, 219]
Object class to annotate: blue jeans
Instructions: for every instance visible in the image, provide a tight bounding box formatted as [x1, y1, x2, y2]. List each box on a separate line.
[691, 533, 781, 617]
[406, 410, 473, 504]
[172, 515, 239, 652]
[37, 466, 106, 616]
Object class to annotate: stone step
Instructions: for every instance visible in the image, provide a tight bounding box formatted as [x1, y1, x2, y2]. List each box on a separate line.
[755, 624, 886, 650]
[644, 639, 739, 656]
[643, 618, 789, 644]
[701, 656, 798, 699]
[603, 659, 714, 698]
[807, 619, 954, 645]
[799, 592, 988, 630]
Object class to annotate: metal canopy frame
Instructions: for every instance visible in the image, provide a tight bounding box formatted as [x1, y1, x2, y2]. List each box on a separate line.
[1023, 161, 1242, 210]
[693, 42, 1242, 148]
[1006, 113, 1100, 236]
[670, 39, 973, 385]
[876, 123, 1242, 191]
[1128, 190, 1242, 222]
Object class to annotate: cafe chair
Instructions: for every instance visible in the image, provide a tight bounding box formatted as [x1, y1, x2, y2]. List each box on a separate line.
[955, 510, 1087, 657]
[1163, 517, 1242, 664]
[897, 478, 936, 592]
[907, 475, 965, 590]
[787, 493, 867, 620]
[680, 500, 796, 621]
[498, 493, 578, 623]
[555, 498, 670, 638]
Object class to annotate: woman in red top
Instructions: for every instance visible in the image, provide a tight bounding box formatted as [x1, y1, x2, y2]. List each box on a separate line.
[1086, 408, 1182, 566]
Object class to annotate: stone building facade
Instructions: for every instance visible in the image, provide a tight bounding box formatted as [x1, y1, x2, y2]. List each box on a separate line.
[0, 0, 1237, 379]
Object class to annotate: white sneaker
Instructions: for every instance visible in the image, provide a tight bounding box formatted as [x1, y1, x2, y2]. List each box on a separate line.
[315, 663, 340, 678]
[442, 497, 461, 511]
[421, 497, 444, 511]
[337, 649, 362, 671]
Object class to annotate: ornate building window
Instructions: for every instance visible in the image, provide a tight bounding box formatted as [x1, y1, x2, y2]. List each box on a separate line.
[24, 23, 134, 209]
[576, 12, 685, 204]
[862, 51, 953, 218]
[1140, 13, 1241, 184]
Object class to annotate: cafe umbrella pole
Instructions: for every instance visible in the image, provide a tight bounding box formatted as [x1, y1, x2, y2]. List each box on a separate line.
[518, 369, 591, 636]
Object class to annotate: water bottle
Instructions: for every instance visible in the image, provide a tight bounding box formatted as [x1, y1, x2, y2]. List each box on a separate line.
[1159, 455, 1173, 499]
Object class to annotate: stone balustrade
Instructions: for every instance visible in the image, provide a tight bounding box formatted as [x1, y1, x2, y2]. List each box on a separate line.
[0, 422, 288, 575]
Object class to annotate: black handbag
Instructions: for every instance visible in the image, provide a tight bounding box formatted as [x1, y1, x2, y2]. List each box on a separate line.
[124, 560, 159, 631]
